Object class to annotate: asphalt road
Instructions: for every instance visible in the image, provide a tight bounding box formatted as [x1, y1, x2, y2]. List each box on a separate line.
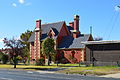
[0, 69, 119, 80]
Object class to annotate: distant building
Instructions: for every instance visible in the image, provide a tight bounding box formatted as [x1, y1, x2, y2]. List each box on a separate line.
[28, 15, 93, 63]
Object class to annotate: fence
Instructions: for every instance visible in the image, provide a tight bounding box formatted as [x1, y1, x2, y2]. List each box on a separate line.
[80, 61, 120, 67]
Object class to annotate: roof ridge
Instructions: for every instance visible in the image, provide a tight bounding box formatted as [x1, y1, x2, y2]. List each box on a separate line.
[42, 21, 65, 26]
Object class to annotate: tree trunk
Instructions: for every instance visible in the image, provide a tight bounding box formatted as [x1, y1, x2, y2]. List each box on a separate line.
[14, 63, 16, 68]
[13, 57, 17, 68]
[47, 55, 50, 66]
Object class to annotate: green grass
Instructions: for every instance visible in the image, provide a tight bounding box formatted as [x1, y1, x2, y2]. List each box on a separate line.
[0, 63, 76, 70]
[57, 66, 120, 75]
[0, 64, 120, 76]
[52, 63, 79, 67]
[0, 64, 58, 69]
[0, 64, 13, 68]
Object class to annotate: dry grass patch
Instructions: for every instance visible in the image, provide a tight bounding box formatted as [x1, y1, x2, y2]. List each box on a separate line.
[57, 66, 120, 75]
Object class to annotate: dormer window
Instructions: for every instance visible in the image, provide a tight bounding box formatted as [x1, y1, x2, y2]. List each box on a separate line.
[49, 33, 52, 38]
[48, 28, 55, 38]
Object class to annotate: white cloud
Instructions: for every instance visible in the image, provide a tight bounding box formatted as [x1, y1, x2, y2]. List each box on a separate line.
[19, 0, 25, 4]
[12, 3, 17, 7]
[115, 6, 120, 12]
[12, 0, 31, 7]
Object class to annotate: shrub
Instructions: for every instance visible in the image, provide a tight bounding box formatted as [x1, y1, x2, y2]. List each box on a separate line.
[16, 56, 22, 61]
[36, 58, 45, 66]
[0, 52, 4, 62]
[1, 54, 9, 64]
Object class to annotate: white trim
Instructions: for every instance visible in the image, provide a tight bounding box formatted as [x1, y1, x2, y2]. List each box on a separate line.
[35, 28, 40, 31]
[82, 40, 120, 45]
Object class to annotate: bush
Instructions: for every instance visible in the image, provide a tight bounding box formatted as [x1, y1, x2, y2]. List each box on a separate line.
[1, 54, 9, 64]
[36, 58, 45, 66]
[0, 52, 4, 61]
[16, 56, 22, 61]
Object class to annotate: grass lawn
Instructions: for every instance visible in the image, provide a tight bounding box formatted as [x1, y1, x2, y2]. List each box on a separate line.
[0, 64, 120, 76]
[0, 64, 59, 70]
[57, 66, 120, 75]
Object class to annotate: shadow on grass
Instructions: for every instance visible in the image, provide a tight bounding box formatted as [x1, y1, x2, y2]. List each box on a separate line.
[57, 65, 78, 67]
[21, 67, 66, 71]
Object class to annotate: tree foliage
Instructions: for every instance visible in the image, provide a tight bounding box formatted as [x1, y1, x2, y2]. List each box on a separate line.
[1, 54, 9, 64]
[0, 52, 4, 60]
[42, 38, 55, 65]
[20, 30, 32, 48]
[20, 30, 32, 64]
[3, 37, 24, 68]
[0, 52, 9, 64]
[94, 37, 103, 41]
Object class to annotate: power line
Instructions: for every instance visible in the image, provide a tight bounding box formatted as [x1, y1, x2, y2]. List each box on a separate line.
[103, 12, 115, 39]
[103, 6, 120, 40]
[107, 12, 120, 39]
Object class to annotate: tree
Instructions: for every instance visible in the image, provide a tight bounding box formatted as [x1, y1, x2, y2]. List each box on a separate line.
[3, 37, 24, 68]
[42, 38, 55, 66]
[94, 36, 103, 41]
[0, 52, 9, 64]
[20, 30, 32, 48]
[0, 52, 4, 61]
[20, 30, 32, 64]
[0, 52, 8, 64]
[1, 54, 9, 64]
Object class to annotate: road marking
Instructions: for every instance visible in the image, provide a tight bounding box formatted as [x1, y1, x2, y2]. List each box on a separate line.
[36, 71, 55, 74]
[27, 71, 33, 74]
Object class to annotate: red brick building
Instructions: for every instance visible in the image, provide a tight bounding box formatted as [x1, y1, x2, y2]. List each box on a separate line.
[28, 15, 93, 63]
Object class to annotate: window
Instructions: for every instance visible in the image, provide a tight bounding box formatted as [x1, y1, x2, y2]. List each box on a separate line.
[71, 50, 76, 57]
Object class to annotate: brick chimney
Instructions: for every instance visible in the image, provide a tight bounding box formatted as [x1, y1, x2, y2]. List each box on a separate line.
[35, 19, 41, 60]
[36, 20, 41, 30]
[72, 15, 80, 38]
[74, 15, 79, 31]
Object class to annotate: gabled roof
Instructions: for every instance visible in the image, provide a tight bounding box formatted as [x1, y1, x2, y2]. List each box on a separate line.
[28, 32, 35, 42]
[67, 26, 74, 34]
[28, 21, 65, 42]
[50, 27, 59, 36]
[58, 34, 91, 49]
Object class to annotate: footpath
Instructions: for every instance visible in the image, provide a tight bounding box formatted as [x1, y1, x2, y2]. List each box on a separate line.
[100, 73, 120, 79]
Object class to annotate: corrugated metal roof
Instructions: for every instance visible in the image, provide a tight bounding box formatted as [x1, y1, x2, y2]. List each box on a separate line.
[82, 40, 120, 45]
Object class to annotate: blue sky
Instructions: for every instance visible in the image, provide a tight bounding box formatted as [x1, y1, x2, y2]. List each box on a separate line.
[0, 0, 120, 48]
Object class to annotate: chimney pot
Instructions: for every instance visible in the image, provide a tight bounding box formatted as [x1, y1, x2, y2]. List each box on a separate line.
[74, 15, 79, 20]
[36, 19, 41, 28]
